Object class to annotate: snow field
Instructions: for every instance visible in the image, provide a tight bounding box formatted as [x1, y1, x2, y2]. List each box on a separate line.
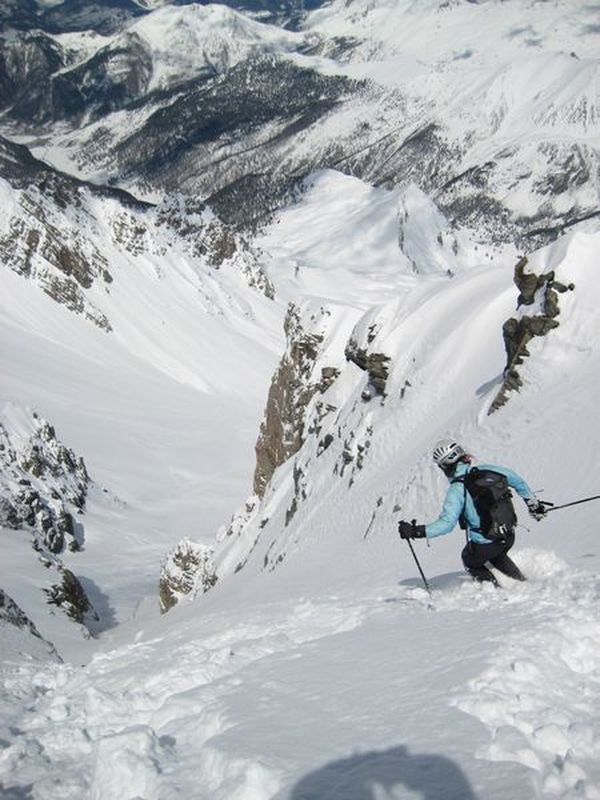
[0, 595, 369, 799]
[0, 181, 283, 629]
[195, 209, 600, 798]
[453, 550, 600, 800]
[2, 549, 598, 799]
[2, 155, 600, 800]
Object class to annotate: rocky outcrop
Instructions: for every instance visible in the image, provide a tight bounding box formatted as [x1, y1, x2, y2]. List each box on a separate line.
[1, 587, 41, 636]
[0, 406, 100, 638]
[213, 301, 394, 578]
[345, 338, 391, 400]
[158, 538, 217, 614]
[44, 567, 99, 627]
[0, 138, 123, 330]
[253, 302, 339, 498]
[0, 31, 65, 122]
[0, 137, 275, 334]
[155, 196, 275, 298]
[490, 256, 575, 412]
[343, 311, 392, 402]
[0, 409, 90, 554]
[0, 206, 114, 330]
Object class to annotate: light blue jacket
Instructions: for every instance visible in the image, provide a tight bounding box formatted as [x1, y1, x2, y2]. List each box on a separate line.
[425, 461, 534, 544]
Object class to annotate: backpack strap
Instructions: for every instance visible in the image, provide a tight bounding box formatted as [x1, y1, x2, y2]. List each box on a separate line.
[450, 472, 470, 544]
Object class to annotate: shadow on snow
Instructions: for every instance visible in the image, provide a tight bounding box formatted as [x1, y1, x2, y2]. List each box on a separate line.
[397, 571, 468, 592]
[77, 575, 118, 633]
[289, 745, 479, 800]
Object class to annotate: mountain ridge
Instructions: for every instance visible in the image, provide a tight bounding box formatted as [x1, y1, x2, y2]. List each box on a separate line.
[2, 0, 595, 245]
[1, 4, 600, 797]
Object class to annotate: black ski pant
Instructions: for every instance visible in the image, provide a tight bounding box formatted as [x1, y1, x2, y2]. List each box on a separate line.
[461, 530, 526, 585]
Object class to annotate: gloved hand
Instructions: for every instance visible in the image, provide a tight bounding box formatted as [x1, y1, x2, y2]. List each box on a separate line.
[525, 497, 549, 521]
[398, 520, 426, 539]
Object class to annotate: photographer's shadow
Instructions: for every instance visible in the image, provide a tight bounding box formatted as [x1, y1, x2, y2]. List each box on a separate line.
[290, 745, 478, 800]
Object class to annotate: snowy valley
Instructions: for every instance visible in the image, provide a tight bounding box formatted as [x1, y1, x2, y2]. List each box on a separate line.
[1, 1, 600, 799]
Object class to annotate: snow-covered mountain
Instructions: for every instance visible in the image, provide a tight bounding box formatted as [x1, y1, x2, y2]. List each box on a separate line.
[2, 0, 598, 242]
[1, 2, 600, 799]
[2, 158, 599, 797]
[0, 0, 322, 35]
[0, 122, 283, 657]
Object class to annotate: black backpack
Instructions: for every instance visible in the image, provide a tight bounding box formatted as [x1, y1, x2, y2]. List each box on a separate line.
[452, 467, 517, 541]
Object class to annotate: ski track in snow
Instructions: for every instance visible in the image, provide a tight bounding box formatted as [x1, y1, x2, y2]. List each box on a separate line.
[1, 549, 599, 799]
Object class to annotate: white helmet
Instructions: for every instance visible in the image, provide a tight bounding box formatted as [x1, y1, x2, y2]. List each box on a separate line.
[432, 439, 465, 468]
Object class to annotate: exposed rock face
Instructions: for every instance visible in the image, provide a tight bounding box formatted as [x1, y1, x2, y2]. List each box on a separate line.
[345, 338, 391, 400]
[0, 204, 114, 331]
[0, 32, 65, 122]
[490, 256, 575, 412]
[343, 309, 393, 402]
[218, 302, 392, 576]
[45, 567, 99, 627]
[253, 302, 338, 498]
[0, 137, 274, 332]
[0, 136, 140, 330]
[155, 196, 275, 298]
[0, 405, 100, 638]
[158, 538, 217, 614]
[214, 300, 396, 577]
[215, 302, 343, 577]
[0, 407, 90, 554]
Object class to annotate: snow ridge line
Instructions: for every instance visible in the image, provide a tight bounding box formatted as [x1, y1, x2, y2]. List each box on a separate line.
[452, 550, 600, 800]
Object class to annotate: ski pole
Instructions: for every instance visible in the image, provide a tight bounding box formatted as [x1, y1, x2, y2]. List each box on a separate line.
[404, 520, 432, 596]
[545, 494, 600, 513]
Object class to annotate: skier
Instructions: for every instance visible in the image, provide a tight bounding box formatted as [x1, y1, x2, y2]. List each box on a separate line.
[398, 439, 550, 585]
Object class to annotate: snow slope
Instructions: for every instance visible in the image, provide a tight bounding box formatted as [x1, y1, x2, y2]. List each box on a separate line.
[1, 530, 599, 798]
[12, 0, 598, 247]
[124, 4, 310, 91]
[1, 166, 599, 798]
[303, 0, 600, 231]
[0, 171, 284, 653]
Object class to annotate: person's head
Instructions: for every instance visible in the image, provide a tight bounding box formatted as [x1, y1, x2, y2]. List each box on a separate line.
[432, 439, 470, 477]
